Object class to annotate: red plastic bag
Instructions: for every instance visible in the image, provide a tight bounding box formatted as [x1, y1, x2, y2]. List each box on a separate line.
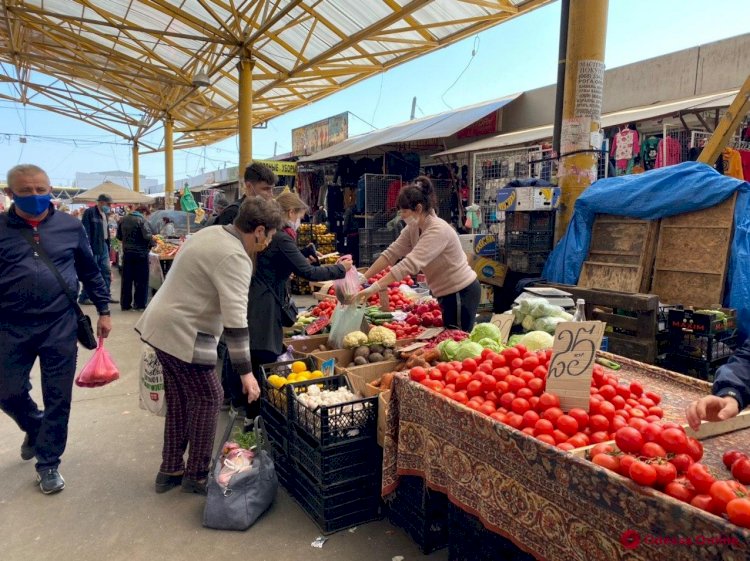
[75, 338, 120, 388]
[332, 254, 360, 304]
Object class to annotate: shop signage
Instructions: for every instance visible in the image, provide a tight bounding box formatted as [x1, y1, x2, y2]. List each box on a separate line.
[546, 321, 606, 411]
[457, 111, 500, 139]
[418, 327, 445, 340]
[255, 159, 297, 176]
[292, 112, 349, 156]
[490, 314, 514, 344]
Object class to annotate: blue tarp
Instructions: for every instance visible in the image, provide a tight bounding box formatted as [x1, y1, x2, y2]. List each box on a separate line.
[543, 161, 750, 334]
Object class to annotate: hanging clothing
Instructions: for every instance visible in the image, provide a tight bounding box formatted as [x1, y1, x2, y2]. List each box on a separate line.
[655, 137, 682, 168]
[739, 150, 750, 182]
[386, 180, 402, 211]
[723, 148, 745, 180]
[640, 136, 660, 170]
[611, 128, 640, 170]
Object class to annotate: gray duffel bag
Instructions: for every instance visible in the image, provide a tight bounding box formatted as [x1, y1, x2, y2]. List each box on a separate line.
[203, 415, 278, 531]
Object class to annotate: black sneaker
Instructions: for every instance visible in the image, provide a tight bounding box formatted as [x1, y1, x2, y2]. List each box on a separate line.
[37, 469, 65, 494]
[21, 433, 36, 461]
[109, 298, 120, 304]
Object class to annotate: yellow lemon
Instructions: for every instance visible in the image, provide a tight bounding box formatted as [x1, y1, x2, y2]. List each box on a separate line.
[287, 373, 299, 382]
[298, 373, 310, 382]
[291, 361, 307, 374]
[310, 370, 324, 379]
[267, 375, 284, 389]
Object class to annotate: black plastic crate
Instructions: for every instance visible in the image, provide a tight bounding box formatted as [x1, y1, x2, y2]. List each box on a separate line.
[289, 376, 377, 448]
[391, 475, 449, 518]
[448, 504, 535, 561]
[262, 402, 289, 458]
[388, 476, 449, 554]
[290, 463, 381, 534]
[260, 357, 319, 418]
[504, 250, 549, 273]
[667, 308, 737, 335]
[389, 502, 448, 554]
[290, 423, 379, 486]
[505, 211, 554, 233]
[504, 231, 553, 251]
[667, 330, 737, 363]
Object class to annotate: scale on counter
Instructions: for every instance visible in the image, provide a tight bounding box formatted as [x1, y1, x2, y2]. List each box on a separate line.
[514, 287, 575, 310]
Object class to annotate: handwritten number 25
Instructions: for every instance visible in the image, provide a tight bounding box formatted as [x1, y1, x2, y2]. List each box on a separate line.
[547, 325, 596, 378]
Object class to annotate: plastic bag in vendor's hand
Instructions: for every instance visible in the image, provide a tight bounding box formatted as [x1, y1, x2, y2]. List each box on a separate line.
[333, 255, 360, 304]
[75, 338, 120, 388]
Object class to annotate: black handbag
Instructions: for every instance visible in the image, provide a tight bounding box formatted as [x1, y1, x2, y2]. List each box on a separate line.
[254, 276, 297, 327]
[20, 230, 99, 350]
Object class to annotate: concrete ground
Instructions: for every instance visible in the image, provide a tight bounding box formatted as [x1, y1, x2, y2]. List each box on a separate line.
[0, 274, 447, 561]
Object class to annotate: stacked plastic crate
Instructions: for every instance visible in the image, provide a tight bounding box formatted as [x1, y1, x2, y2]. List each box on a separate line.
[502, 211, 555, 274]
[260, 359, 382, 533]
[387, 476, 449, 554]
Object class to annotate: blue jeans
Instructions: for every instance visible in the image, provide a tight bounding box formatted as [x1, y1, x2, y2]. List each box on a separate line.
[79, 250, 111, 302]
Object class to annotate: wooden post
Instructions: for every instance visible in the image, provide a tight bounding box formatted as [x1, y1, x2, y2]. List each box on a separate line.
[132, 141, 140, 192]
[698, 75, 750, 164]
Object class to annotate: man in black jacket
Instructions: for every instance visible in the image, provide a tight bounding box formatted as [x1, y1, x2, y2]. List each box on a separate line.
[214, 162, 277, 225]
[117, 205, 155, 311]
[79, 193, 117, 304]
[0, 164, 112, 494]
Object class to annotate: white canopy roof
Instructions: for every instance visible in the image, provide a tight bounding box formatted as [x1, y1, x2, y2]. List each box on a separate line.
[298, 93, 521, 162]
[433, 90, 739, 157]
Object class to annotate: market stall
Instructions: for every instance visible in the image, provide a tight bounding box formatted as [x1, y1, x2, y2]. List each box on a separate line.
[381, 355, 750, 561]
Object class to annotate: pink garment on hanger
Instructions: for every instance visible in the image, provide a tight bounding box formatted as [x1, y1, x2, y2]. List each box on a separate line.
[655, 137, 682, 168]
[611, 128, 640, 169]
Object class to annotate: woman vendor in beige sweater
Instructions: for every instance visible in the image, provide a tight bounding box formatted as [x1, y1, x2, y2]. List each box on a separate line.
[360, 176, 480, 331]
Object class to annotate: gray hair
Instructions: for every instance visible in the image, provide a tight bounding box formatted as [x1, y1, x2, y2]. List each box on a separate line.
[213, 193, 230, 210]
[7, 164, 50, 188]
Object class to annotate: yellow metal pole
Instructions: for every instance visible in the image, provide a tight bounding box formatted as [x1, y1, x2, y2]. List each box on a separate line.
[698, 74, 750, 164]
[132, 141, 140, 193]
[555, 0, 609, 242]
[237, 54, 255, 173]
[165, 116, 174, 210]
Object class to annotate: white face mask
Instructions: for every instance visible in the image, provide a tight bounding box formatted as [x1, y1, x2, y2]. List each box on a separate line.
[404, 215, 418, 227]
[291, 217, 302, 231]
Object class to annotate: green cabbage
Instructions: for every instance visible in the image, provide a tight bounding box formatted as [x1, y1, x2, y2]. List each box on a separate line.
[454, 340, 484, 361]
[508, 334, 524, 347]
[469, 322, 502, 343]
[437, 339, 460, 361]
[478, 338, 503, 353]
[533, 316, 567, 334]
[521, 315, 535, 332]
[519, 331, 554, 351]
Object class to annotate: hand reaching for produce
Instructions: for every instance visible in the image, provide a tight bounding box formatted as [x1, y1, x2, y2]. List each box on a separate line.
[240, 373, 261, 403]
[339, 256, 353, 271]
[686, 395, 740, 431]
[358, 284, 379, 302]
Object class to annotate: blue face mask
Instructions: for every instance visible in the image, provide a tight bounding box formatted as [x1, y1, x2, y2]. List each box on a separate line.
[13, 193, 52, 216]
[102, 205, 111, 214]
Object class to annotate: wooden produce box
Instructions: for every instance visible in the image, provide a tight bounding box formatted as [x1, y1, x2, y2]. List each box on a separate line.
[347, 365, 400, 448]
[282, 334, 331, 355]
[544, 283, 660, 364]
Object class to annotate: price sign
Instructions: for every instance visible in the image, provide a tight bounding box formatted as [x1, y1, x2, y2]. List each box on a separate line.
[399, 341, 429, 353]
[305, 316, 330, 335]
[417, 327, 445, 340]
[321, 358, 336, 378]
[490, 313, 514, 344]
[546, 321, 606, 411]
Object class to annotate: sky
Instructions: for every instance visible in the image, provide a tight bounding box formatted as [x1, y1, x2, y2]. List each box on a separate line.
[1, 0, 748, 190]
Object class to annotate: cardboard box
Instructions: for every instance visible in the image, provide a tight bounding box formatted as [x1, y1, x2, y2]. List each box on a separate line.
[459, 234, 499, 257]
[497, 186, 560, 212]
[469, 255, 507, 287]
[348, 369, 397, 448]
[282, 334, 331, 355]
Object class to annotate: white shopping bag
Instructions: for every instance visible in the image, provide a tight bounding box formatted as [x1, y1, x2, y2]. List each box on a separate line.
[139, 345, 166, 416]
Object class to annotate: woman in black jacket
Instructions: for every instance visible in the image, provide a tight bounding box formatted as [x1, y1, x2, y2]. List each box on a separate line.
[248, 190, 352, 405]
